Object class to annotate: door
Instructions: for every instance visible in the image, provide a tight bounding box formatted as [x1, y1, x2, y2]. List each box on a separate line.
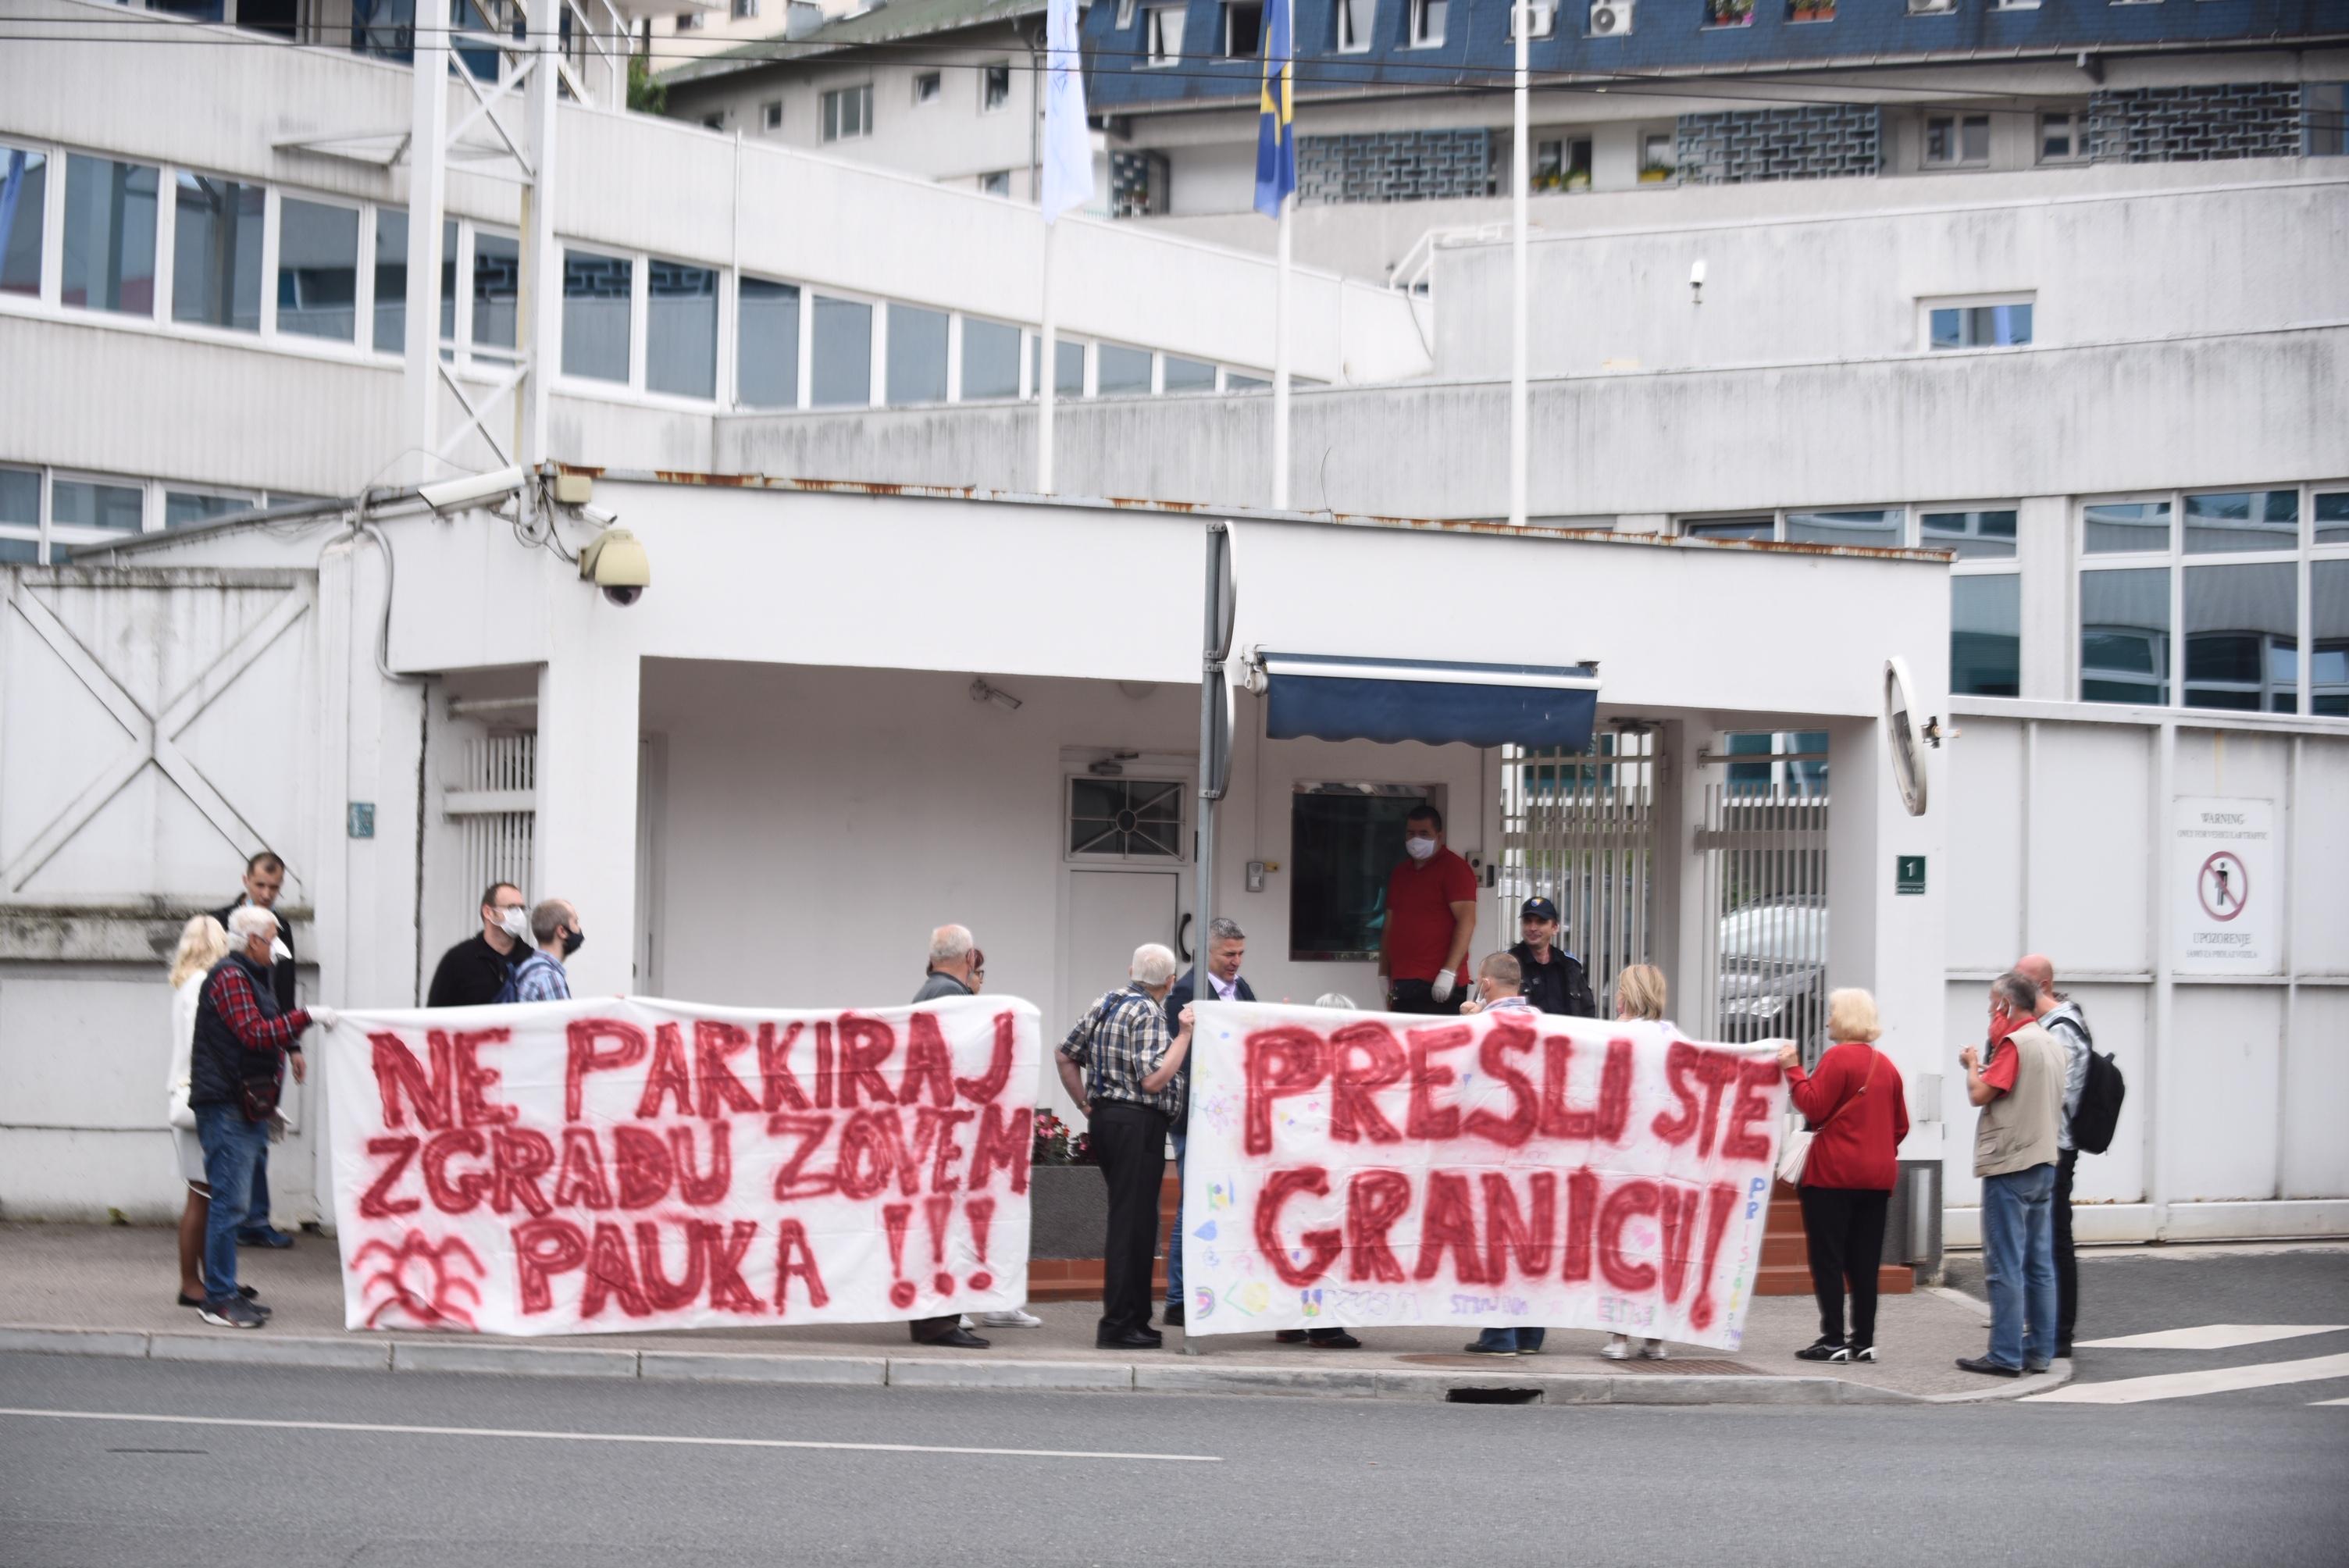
[1050, 868, 1184, 1121]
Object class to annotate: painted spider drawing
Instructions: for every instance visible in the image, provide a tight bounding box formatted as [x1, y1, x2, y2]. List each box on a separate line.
[351, 1231, 488, 1330]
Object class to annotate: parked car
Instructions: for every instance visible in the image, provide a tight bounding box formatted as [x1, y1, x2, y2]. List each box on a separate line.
[1715, 897, 1828, 1049]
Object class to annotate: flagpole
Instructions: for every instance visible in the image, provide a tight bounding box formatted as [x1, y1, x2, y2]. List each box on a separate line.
[1039, 224, 1057, 494]
[1510, 0, 1529, 529]
[1271, 0, 1294, 511]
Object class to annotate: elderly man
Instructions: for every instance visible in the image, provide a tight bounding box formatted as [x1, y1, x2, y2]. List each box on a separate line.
[428, 882, 532, 1007]
[2018, 953, 2094, 1356]
[211, 851, 298, 1249]
[506, 900, 583, 1002]
[1160, 918, 1254, 1327]
[1378, 803, 1477, 1015]
[909, 924, 1028, 1345]
[1956, 971, 2069, 1377]
[189, 906, 334, 1329]
[1060, 943, 1195, 1350]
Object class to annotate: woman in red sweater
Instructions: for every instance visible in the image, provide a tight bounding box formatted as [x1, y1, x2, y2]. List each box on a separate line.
[1777, 988, 1909, 1363]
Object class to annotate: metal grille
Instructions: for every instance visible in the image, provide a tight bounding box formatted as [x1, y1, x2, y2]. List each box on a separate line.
[1695, 779, 1829, 1059]
[1498, 732, 1657, 1018]
[454, 731, 536, 901]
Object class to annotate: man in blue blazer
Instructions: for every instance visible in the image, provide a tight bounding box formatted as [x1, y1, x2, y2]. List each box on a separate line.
[1161, 919, 1284, 1328]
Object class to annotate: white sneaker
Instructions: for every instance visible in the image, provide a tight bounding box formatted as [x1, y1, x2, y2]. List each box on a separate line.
[1600, 1335, 1632, 1361]
[976, 1308, 1043, 1328]
[1638, 1340, 1670, 1360]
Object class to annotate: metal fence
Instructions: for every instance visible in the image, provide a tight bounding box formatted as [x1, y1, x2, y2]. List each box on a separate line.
[1498, 731, 1658, 1019]
[452, 730, 536, 906]
[1695, 777, 1830, 1060]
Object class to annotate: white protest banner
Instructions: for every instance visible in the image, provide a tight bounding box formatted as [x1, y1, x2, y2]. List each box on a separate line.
[1178, 1002, 1786, 1351]
[321, 996, 1038, 1336]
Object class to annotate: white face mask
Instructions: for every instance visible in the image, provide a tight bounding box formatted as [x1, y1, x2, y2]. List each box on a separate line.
[497, 908, 530, 941]
[1403, 836, 1437, 862]
[268, 938, 292, 964]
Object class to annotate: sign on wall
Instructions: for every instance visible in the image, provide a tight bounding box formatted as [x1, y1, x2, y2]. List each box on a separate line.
[320, 997, 1038, 1337]
[2173, 796, 2276, 975]
[1178, 1002, 1786, 1351]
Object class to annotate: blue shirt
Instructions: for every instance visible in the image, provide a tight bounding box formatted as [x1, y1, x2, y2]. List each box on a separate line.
[511, 951, 571, 1003]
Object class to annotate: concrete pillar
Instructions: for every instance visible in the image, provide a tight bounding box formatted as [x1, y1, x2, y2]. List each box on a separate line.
[533, 632, 640, 998]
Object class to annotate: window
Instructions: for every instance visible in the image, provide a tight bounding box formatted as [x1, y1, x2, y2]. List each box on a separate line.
[1227, 372, 1269, 390]
[51, 477, 144, 536]
[982, 62, 1011, 112]
[1531, 137, 1592, 192]
[2309, 84, 2347, 158]
[1117, 0, 1137, 25]
[1785, 509, 1902, 547]
[914, 72, 943, 105]
[1029, 334, 1085, 398]
[2314, 559, 2349, 715]
[1145, 5, 1186, 64]
[2184, 562, 2297, 712]
[1, 467, 41, 562]
[886, 303, 949, 404]
[732, 0, 757, 16]
[1336, 0, 1373, 50]
[2, 148, 47, 297]
[2083, 499, 2169, 554]
[1920, 508, 2016, 560]
[2039, 111, 2083, 163]
[762, 100, 783, 133]
[647, 258, 718, 398]
[2317, 492, 2349, 546]
[164, 489, 262, 530]
[1683, 516, 1773, 541]
[1704, 0, 1756, 26]
[1788, 0, 1834, 19]
[561, 248, 632, 383]
[1726, 732, 1828, 797]
[736, 276, 800, 408]
[472, 231, 520, 358]
[1507, 2, 1555, 38]
[1163, 356, 1217, 393]
[1408, 0, 1447, 46]
[276, 198, 358, 342]
[1226, 1, 1262, 55]
[1928, 299, 2032, 350]
[1069, 778, 1184, 860]
[1289, 783, 1434, 960]
[702, 115, 726, 133]
[822, 85, 873, 141]
[2183, 490, 2297, 554]
[1923, 114, 1991, 168]
[1097, 342, 1152, 394]
[677, 11, 703, 28]
[811, 294, 873, 405]
[369, 209, 455, 355]
[1952, 575, 2021, 697]
[171, 173, 262, 332]
[1909, 0, 1955, 12]
[961, 317, 1021, 401]
[1641, 132, 1676, 177]
[62, 155, 158, 316]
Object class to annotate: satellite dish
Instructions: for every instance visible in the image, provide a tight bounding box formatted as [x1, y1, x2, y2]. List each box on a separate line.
[1884, 656, 1927, 818]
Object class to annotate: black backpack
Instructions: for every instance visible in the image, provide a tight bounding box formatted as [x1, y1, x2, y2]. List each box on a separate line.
[2071, 1045, 2126, 1156]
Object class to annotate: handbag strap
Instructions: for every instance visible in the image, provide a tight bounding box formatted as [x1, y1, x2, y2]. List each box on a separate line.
[1804, 1045, 1877, 1132]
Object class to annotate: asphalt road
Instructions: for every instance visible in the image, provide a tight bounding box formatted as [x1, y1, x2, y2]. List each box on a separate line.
[5, 1338, 2345, 1568]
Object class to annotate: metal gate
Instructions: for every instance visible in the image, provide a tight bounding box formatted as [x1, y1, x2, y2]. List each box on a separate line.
[447, 730, 536, 901]
[1695, 771, 1830, 1057]
[1498, 730, 1658, 1017]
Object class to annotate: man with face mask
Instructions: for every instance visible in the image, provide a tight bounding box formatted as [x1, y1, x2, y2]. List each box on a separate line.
[508, 900, 583, 1003]
[189, 904, 333, 1329]
[428, 882, 533, 1008]
[211, 852, 298, 1249]
[1378, 804, 1478, 1015]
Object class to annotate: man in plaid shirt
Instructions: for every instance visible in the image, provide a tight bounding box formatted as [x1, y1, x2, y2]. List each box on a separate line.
[1057, 943, 1194, 1350]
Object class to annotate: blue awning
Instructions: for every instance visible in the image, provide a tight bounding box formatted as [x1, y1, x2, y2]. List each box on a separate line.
[1258, 653, 1601, 750]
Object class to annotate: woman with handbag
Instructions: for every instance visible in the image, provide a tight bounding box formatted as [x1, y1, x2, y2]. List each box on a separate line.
[167, 914, 232, 1308]
[1777, 988, 1909, 1363]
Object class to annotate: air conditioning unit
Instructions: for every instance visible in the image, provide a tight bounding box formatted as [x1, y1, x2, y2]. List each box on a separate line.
[1588, 0, 1633, 36]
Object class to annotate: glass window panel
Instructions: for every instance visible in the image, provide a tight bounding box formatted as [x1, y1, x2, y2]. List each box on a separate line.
[1028, 335, 1085, 397]
[62, 155, 159, 315]
[1920, 508, 2017, 560]
[2185, 561, 2297, 713]
[0, 467, 39, 526]
[1227, 372, 1268, 390]
[646, 258, 717, 398]
[1959, 116, 1991, 163]
[1097, 343, 1152, 394]
[440, 219, 457, 344]
[2312, 559, 2349, 717]
[1786, 508, 1902, 547]
[0, 536, 36, 564]
[561, 249, 632, 383]
[1164, 355, 1217, 393]
[1, 148, 47, 297]
[961, 318, 1021, 401]
[1684, 517, 1773, 541]
[2080, 567, 2169, 705]
[472, 231, 519, 355]
[1069, 778, 1183, 858]
[886, 303, 949, 405]
[52, 479, 144, 533]
[736, 276, 800, 408]
[165, 490, 259, 529]
[171, 173, 263, 331]
[2183, 490, 2298, 554]
[2083, 500, 2171, 554]
[373, 207, 408, 352]
[1951, 574, 2020, 697]
[276, 198, 358, 342]
[811, 294, 873, 406]
[2317, 493, 2349, 546]
[1289, 787, 1430, 960]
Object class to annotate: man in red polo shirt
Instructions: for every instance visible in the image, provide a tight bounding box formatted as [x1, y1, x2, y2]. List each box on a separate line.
[1378, 802, 1477, 1014]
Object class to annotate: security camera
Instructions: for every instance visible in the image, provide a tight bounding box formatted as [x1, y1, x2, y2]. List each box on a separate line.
[578, 526, 650, 608]
[1688, 258, 1706, 304]
[419, 465, 527, 513]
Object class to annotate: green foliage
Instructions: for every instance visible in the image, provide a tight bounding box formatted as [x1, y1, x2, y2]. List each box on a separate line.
[628, 54, 667, 116]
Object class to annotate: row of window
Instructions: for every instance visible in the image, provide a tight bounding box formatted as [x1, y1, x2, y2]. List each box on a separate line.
[0, 465, 321, 564]
[0, 138, 1267, 412]
[727, 66, 1016, 144]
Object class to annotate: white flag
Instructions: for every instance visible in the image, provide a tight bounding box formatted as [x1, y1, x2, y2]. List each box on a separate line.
[1040, 0, 1093, 223]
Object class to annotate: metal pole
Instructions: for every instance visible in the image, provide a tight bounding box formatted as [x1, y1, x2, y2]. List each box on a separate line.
[1509, 0, 1529, 529]
[401, 1, 450, 485]
[519, 16, 559, 474]
[1272, 194, 1291, 510]
[1039, 223, 1057, 492]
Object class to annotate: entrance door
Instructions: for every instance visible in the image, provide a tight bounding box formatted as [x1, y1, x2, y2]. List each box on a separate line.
[1050, 868, 1184, 1120]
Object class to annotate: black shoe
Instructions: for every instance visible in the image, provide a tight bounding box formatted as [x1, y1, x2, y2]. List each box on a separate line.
[2024, 1362, 2051, 1374]
[1274, 1330, 1309, 1343]
[237, 1228, 296, 1249]
[179, 1285, 261, 1307]
[1795, 1338, 1850, 1363]
[1161, 1303, 1185, 1327]
[1850, 1345, 1877, 1363]
[914, 1327, 991, 1349]
[197, 1299, 266, 1330]
[1955, 1356, 2022, 1378]
[1461, 1340, 1520, 1356]
[1096, 1329, 1164, 1350]
[1307, 1331, 1362, 1349]
[2055, 1342, 2073, 1359]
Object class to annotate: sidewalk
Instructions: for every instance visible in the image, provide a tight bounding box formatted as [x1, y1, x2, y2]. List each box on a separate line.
[0, 1222, 2063, 1406]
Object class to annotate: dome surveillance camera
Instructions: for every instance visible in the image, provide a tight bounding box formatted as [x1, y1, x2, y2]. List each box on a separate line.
[601, 583, 643, 608]
[577, 526, 650, 608]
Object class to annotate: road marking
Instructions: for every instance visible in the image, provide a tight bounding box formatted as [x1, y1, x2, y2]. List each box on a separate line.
[0, 1407, 1220, 1463]
[2023, 1352, 2349, 1405]
[2076, 1324, 2346, 1352]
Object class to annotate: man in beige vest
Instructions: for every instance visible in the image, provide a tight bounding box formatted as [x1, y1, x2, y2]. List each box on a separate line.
[1955, 971, 2069, 1377]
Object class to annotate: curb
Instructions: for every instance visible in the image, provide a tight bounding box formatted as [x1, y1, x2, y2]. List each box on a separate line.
[0, 1323, 1934, 1406]
[1919, 1357, 2078, 1403]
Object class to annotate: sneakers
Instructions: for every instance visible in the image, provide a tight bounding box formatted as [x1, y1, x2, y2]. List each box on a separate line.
[197, 1298, 266, 1330]
[1955, 1356, 2022, 1378]
[1600, 1335, 1632, 1361]
[974, 1309, 1043, 1328]
[1852, 1345, 1878, 1363]
[1638, 1340, 1670, 1361]
[1795, 1338, 1851, 1363]
[1462, 1340, 1520, 1356]
[1160, 1303, 1185, 1327]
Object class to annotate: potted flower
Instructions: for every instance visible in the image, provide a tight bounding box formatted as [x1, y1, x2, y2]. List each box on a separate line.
[1638, 160, 1674, 184]
[1788, 0, 1834, 19]
[1028, 1109, 1107, 1266]
[1706, 0, 1754, 25]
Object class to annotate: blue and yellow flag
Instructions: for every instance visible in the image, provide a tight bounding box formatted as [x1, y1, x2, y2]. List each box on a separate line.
[1253, 0, 1295, 219]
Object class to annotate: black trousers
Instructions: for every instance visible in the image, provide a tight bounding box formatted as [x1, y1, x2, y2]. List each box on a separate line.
[1090, 1100, 1171, 1338]
[1798, 1185, 1890, 1348]
[1385, 978, 1451, 1015]
[2054, 1146, 2079, 1349]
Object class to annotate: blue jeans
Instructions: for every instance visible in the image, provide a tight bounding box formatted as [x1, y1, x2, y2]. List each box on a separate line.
[1981, 1163, 2058, 1370]
[237, 1143, 272, 1239]
[196, 1103, 268, 1305]
[1475, 1327, 1546, 1352]
[1164, 1125, 1186, 1313]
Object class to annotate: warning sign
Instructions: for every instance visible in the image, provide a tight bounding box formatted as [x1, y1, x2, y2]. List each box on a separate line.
[2173, 797, 2274, 975]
